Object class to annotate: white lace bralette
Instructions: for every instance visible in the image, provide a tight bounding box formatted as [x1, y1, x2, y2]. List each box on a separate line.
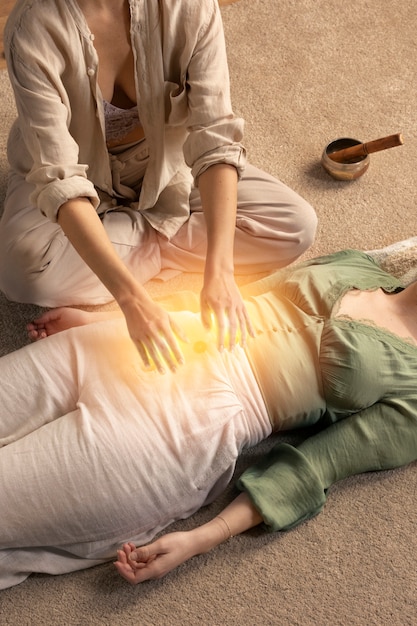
[103, 100, 141, 143]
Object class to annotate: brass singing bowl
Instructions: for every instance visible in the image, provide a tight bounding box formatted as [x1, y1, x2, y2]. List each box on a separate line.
[321, 138, 370, 181]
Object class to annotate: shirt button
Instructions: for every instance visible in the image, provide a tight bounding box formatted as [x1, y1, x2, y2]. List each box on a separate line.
[87, 68, 95, 76]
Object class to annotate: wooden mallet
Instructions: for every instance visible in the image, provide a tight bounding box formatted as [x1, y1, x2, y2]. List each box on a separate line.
[328, 133, 404, 163]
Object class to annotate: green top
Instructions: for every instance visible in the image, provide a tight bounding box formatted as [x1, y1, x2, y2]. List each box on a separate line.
[237, 249, 417, 531]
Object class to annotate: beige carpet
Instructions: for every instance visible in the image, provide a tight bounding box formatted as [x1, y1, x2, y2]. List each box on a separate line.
[1, 1, 417, 624]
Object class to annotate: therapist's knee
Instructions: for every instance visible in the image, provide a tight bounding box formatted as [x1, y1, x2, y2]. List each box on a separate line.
[0, 240, 38, 302]
[0, 230, 62, 304]
[295, 198, 318, 256]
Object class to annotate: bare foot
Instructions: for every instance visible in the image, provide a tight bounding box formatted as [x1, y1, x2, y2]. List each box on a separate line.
[27, 307, 97, 340]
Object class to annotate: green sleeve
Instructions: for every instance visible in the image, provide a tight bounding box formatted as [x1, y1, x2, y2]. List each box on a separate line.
[236, 401, 417, 532]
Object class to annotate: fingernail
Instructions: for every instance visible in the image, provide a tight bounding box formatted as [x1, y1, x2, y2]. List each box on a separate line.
[129, 552, 138, 562]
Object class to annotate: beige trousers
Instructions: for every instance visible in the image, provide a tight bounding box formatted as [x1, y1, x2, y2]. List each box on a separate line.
[0, 313, 271, 589]
[0, 158, 317, 306]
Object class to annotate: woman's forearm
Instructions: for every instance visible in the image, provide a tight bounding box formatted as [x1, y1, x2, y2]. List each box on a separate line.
[197, 164, 254, 349]
[197, 164, 238, 276]
[115, 492, 264, 585]
[188, 492, 264, 557]
[57, 198, 150, 307]
[57, 198, 187, 373]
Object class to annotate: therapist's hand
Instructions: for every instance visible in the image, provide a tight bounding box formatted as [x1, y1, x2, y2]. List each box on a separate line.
[121, 295, 188, 374]
[200, 272, 255, 352]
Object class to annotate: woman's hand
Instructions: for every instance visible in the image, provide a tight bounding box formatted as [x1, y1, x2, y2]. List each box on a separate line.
[115, 494, 263, 585]
[57, 199, 188, 374]
[200, 272, 255, 352]
[26, 298, 188, 374]
[196, 165, 255, 351]
[114, 534, 198, 584]
[120, 294, 188, 374]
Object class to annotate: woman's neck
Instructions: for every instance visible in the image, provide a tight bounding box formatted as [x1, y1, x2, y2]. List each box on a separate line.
[76, 0, 127, 16]
[390, 282, 417, 318]
[334, 285, 417, 346]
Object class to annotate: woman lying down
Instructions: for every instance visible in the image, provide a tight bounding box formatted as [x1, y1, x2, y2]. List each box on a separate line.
[1, 249, 417, 589]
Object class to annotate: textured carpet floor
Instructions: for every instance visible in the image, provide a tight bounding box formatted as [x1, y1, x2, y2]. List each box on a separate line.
[0, 1, 416, 624]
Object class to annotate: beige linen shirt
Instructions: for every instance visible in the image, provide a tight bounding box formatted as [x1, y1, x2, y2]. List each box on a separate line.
[5, 0, 246, 238]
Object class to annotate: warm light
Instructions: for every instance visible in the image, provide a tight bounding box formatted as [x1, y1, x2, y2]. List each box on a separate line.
[209, 311, 242, 348]
[138, 312, 217, 372]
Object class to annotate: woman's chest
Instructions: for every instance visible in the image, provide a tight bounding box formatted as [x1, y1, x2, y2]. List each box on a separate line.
[95, 38, 136, 106]
[320, 320, 417, 415]
[79, 2, 137, 106]
[334, 288, 417, 348]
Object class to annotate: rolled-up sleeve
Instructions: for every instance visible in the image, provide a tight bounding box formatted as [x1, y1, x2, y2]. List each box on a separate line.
[237, 400, 417, 532]
[5, 11, 100, 221]
[182, 0, 246, 181]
